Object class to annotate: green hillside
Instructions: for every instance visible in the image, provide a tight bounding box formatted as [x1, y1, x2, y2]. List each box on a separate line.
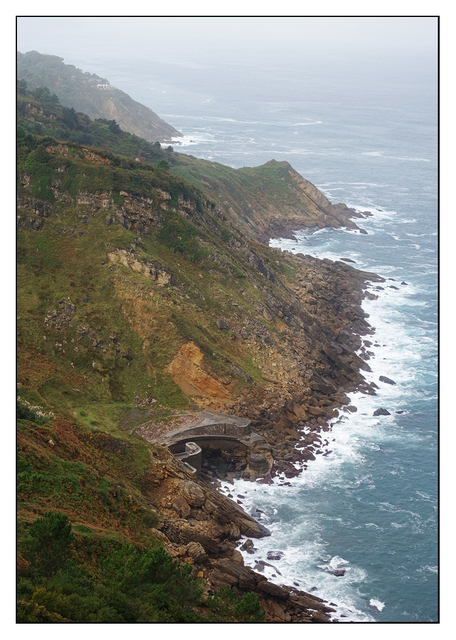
[17, 50, 181, 143]
[16, 83, 380, 622]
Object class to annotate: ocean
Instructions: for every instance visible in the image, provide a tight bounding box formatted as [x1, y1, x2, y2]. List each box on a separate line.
[59, 43, 438, 622]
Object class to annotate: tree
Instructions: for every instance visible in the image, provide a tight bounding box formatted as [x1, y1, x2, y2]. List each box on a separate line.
[32, 86, 59, 106]
[61, 106, 78, 130]
[156, 159, 170, 174]
[108, 119, 121, 134]
[17, 78, 28, 94]
[16, 126, 27, 146]
[20, 511, 74, 577]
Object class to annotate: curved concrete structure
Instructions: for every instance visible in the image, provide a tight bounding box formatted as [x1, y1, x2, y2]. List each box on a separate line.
[156, 410, 251, 447]
[137, 409, 272, 478]
[154, 410, 252, 475]
[171, 441, 203, 474]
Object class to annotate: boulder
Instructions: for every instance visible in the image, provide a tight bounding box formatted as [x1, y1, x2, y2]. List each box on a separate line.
[248, 453, 269, 474]
[212, 559, 257, 590]
[172, 496, 191, 518]
[228, 522, 241, 540]
[179, 480, 205, 507]
[241, 539, 256, 554]
[158, 518, 221, 557]
[379, 375, 396, 385]
[216, 318, 229, 330]
[373, 408, 391, 416]
[185, 541, 209, 564]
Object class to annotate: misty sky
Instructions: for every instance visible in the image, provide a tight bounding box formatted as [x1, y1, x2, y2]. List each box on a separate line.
[17, 16, 437, 67]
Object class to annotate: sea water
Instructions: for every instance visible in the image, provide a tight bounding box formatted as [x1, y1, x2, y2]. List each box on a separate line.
[60, 44, 438, 622]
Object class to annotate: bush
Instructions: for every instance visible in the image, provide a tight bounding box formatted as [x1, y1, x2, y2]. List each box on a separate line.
[207, 586, 265, 622]
[156, 159, 170, 173]
[19, 511, 74, 578]
[22, 144, 57, 202]
[158, 212, 207, 263]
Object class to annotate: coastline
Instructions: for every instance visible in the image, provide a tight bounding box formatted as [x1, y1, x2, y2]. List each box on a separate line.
[143, 221, 385, 622]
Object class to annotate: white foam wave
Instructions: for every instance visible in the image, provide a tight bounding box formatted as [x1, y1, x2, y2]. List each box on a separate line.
[369, 598, 386, 612]
[318, 181, 389, 188]
[419, 565, 438, 574]
[254, 208, 434, 621]
[167, 113, 319, 128]
[233, 525, 375, 622]
[361, 151, 430, 162]
[170, 132, 216, 146]
[405, 232, 431, 237]
[292, 120, 323, 126]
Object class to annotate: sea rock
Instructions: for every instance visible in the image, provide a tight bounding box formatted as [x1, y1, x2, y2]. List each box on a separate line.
[241, 539, 256, 554]
[379, 375, 396, 385]
[373, 408, 391, 416]
[257, 579, 290, 599]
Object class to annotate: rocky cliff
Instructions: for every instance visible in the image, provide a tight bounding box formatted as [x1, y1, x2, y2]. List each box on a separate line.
[17, 110, 384, 621]
[17, 50, 181, 143]
[143, 454, 339, 621]
[172, 156, 365, 243]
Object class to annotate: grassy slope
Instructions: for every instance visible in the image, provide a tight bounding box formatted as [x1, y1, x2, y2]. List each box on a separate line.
[16, 128, 303, 478]
[16, 129, 280, 621]
[17, 82, 355, 246]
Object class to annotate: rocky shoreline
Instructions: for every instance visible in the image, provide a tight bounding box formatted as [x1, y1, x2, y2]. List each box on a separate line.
[138, 251, 386, 621]
[142, 450, 339, 622]
[141, 398, 364, 621]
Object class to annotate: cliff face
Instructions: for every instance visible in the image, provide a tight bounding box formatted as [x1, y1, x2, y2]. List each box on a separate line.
[17, 50, 181, 143]
[89, 88, 181, 144]
[172, 157, 365, 243]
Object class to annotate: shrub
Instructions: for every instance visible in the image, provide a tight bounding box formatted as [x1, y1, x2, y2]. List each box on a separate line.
[207, 586, 265, 622]
[19, 511, 74, 578]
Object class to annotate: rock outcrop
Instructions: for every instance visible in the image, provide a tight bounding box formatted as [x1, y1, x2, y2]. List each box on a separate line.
[167, 342, 232, 400]
[144, 456, 337, 621]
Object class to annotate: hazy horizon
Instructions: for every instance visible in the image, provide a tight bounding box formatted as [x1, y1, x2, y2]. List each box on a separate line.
[17, 16, 438, 67]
